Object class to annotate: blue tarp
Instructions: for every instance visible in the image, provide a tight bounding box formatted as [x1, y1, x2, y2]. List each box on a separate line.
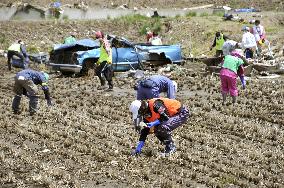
[53, 39, 100, 51]
[234, 8, 257, 13]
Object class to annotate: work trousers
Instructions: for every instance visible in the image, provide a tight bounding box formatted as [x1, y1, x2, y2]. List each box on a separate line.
[154, 107, 190, 143]
[7, 50, 24, 70]
[95, 61, 113, 89]
[12, 77, 39, 114]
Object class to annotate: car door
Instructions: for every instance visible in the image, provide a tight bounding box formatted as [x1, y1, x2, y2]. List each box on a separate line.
[112, 46, 141, 71]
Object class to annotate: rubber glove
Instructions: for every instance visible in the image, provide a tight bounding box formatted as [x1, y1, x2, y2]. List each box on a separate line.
[139, 121, 148, 129]
[134, 141, 145, 155]
[147, 119, 160, 128]
[239, 76, 246, 89]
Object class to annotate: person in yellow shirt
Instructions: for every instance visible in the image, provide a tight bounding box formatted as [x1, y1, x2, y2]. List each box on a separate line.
[95, 31, 114, 91]
[210, 32, 229, 57]
[7, 40, 27, 71]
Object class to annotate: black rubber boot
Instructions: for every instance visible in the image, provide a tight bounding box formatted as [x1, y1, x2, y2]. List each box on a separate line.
[97, 77, 107, 90]
[12, 95, 22, 114]
[106, 81, 113, 91]
[164, 140, 176, 155]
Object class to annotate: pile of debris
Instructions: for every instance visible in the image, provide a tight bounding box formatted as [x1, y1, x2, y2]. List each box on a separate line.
[253, 50, 284, 76]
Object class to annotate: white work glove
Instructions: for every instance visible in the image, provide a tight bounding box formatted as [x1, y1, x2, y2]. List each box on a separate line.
[139, 122, 148, 129]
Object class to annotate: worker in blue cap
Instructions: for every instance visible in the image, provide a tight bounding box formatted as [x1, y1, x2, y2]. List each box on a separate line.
[12, 69, 52, 115]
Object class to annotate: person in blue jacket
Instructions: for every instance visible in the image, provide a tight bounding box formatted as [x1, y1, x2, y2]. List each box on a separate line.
[12, 69, 52, 115]
[135, 75, 177, 100]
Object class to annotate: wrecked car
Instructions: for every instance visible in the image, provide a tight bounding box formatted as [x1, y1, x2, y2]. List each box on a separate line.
[48, 36, 183, 75]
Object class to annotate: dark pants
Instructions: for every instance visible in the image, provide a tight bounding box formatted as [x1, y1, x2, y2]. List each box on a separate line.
[215, 50, 223, 57]
[244, 48, 254, 59]
[95, 61, 113, 89]
[7, 50, 24, 71]
[12, 77, 39, 114]
[136, 86, 159, 100]
[154, 107, 190, 143]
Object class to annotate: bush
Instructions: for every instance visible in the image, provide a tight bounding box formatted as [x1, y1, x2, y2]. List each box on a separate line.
[186, 11, 197, 17]
[114, 14, 149, 25]
[62, 15, 69, 20]
[175, 14, 181, 19]
[200, 12, 209, 17]
[139, 18, 162, 36]
[212, 11, 224, 17]
[27, 44, 40, 53]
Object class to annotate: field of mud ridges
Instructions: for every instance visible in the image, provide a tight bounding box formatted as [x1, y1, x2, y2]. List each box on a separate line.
[0, 60, 283, 187]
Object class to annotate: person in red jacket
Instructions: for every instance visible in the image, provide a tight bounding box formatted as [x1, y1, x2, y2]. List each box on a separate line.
[129, 98, 190, 156]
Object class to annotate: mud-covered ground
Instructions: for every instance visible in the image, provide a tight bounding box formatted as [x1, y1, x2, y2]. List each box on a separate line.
[0, 57, 284, 187]
[1, 7, 284, 188]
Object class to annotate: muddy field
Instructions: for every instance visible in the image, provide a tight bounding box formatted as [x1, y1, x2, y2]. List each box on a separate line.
[0, 56, 284, 187]
[1, 5, 284, 188]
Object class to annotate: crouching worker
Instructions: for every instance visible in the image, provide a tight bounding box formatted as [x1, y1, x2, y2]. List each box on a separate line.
[12, 69, 52, 115]
[129, 98, 190, 156]
[135, 75, 177, 100]
[220, 52, 246, 105]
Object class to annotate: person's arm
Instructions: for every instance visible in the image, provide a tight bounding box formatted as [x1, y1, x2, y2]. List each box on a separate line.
[153, 99, 169, 121]
[102, 38, 111, 56]
[261, 26, 266, 40]
[20, 45, 28, 58]
[102, 39, 112, 63]
[133, 128, 150, 155]
[237, 65, 246, 89]
[211, 37, 217, 49]
[223, 35, 229, 41]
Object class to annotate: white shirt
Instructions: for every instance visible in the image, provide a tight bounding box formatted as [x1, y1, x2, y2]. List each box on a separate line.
[150, 36, 162, 45]
[252, 24, 265, 42]
[242, 32, 257, 49]
[222, 40, 237, 56]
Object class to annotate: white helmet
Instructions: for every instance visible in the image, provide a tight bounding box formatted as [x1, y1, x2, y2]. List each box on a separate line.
[129, 100, 141, 120]
[172, 81, 178, 92]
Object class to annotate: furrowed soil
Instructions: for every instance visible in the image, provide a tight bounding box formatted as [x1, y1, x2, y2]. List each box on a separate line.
[1, 6, 284, 188]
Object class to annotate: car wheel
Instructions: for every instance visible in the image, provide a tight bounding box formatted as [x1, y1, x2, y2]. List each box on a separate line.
[80, 59, 96, 76]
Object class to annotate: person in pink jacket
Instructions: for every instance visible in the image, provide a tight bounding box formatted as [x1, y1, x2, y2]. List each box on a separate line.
[220, 50, 246, 105]
[252, 20, 272, 56]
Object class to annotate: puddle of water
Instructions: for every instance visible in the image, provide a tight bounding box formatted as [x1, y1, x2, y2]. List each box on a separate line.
[0, 7, 213, 21]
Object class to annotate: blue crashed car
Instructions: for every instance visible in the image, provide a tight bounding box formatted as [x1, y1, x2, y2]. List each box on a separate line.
[48, 36, 183, 75]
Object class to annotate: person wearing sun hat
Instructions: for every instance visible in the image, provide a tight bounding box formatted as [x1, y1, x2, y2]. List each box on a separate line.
[240, 26, 258, 59]
[12, 69, 52, 115]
